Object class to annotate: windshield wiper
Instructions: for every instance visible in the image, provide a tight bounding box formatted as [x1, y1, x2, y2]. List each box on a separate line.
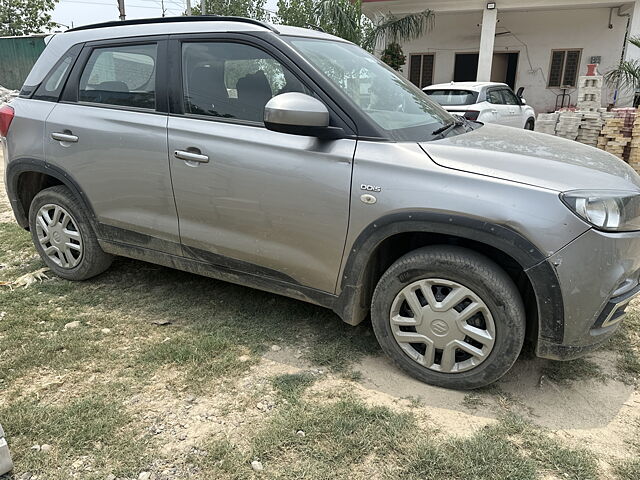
[431, 117, 465, 137]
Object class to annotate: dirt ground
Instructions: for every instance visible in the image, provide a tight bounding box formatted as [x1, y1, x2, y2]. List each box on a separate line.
[1, 142, 639, 479]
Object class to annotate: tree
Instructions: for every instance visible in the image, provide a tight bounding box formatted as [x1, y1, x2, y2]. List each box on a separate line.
[276, 0, 434, 69]
[0, 0, 58, 36]
[191, 0, 270, 21]
[380, 42, 405, 71]
[276, 0, 315, 29]
[606, 36, 640, 96]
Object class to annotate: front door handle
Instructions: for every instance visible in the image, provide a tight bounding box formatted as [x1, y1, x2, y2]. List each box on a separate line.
[174, 149, 209, 163]
[51, 132, 79, 143]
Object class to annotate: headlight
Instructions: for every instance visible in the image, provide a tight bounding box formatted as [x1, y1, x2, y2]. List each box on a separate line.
[561, 190, 640, 232]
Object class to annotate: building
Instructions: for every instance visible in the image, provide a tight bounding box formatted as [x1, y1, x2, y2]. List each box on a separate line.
[362, 0, 640, 113]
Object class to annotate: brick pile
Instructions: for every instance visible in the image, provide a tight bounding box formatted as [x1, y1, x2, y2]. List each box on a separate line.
[534, 113, 558, 135]
[534, 108, 640, 173]
[629, 114, 640, 171]
[596, 109, 634, 159]
[597, 116, 630, 158]
[554, 112, 582, 141]
[576, 111, 605, 147]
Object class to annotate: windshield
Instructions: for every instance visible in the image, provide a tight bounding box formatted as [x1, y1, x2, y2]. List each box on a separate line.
[286, 37, 453, 141]
[424, 89, 479, 106]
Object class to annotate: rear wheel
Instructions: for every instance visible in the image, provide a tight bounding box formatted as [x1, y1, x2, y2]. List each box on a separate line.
[371, 246, 525, 389]
[525, 118, 535, 130]
[29, 185, 113, 281]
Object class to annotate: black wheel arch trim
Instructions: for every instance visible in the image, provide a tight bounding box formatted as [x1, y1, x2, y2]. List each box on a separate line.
[334, 212, 564, 343]
[6, 158, 99, 230]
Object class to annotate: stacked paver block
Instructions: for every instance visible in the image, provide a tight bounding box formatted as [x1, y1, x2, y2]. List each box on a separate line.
[597, 110, 633, 159]
[576, 75, 604, 111]
[534, 113, 559, 135]
[576, 111, 605, 147]
[555, 112, 583, 141]
[627, 112, 640, 171]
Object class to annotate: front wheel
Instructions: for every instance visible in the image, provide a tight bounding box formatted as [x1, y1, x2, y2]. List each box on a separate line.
[525, 118, 535, 130]
[371, 246, 525, 389]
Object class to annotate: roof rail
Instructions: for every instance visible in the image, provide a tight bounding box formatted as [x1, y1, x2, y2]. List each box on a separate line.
[66, 15, 279, 34]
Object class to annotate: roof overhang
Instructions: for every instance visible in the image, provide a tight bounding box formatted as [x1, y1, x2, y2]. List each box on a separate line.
[362, 0, 634, 16]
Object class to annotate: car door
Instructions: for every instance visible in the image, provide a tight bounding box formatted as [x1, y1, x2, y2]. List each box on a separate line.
[485, 87, 511, 126]
[45, 37, 181, 254]
[500, 87, 525, 127]
[166, 37, 355, 293]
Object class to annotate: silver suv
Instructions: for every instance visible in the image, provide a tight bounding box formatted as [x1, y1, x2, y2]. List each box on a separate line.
[3, 17, 640, 389]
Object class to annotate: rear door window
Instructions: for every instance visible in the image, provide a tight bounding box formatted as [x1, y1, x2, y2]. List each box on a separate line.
[500, 88, 520, 105]
[423, 89, 478, 106]
[486, 89, 505, 104]
[79, 44, 157, 109]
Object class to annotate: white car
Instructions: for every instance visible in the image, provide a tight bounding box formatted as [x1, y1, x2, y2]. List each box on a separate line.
[423, 82, 536, 130]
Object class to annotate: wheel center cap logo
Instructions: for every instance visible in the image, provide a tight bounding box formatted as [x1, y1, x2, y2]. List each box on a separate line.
[430, 319, 449, 336]
[52, 231, 62, 244]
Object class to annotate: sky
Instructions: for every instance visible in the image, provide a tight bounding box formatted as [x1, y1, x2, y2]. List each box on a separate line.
[51, 0, 280, 30]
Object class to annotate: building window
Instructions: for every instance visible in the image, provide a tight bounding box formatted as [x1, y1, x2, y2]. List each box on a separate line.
[409, 54, 435, 88]
[548, 49, 581, 88]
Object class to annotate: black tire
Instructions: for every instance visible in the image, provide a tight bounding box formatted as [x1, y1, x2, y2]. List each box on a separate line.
[29, 185, 113, 281]
[371, 245, 525, 390]
[525, 118, 535, 130]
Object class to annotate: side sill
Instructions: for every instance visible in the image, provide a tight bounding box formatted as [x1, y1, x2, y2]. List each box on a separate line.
[98, 239, 338, 310]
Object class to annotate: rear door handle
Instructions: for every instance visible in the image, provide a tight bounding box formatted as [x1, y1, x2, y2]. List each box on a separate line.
[51, 132, 78, 143]
[174, 149, 209, 163]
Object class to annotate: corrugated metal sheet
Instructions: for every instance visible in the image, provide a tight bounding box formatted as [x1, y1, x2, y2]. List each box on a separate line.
[0, 35, 47, 90]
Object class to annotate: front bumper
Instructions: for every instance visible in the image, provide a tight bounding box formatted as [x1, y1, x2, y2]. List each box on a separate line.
[536, 228, 640, 360]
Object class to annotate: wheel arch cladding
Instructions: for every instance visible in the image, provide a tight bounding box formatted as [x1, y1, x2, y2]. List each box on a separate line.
[334, 212, 564, 344]
[6, 158, 98, 230]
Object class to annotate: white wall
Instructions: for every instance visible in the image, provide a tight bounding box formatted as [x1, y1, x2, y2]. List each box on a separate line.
[398, 7, 629, 113]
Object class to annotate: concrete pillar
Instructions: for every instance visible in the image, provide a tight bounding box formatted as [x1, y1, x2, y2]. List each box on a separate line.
[624, 1, 640, 63]
[476, 6, 498, 82]
[617, 1, 640, 106]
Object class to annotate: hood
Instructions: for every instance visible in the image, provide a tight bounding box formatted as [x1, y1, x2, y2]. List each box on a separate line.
[420, 123, 640, 192]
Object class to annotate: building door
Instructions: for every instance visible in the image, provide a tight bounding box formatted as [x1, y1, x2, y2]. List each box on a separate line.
[454, 52, 519, 89]
[454, 53, 478, 82]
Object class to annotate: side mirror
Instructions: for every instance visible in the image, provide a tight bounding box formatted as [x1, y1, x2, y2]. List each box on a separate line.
[264, 93, 345, 139]
[516, 86, 525, 98]
[519, 97, 526, 105]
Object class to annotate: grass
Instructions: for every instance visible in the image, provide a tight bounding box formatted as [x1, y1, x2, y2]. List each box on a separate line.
[191, 400, 602, 480]
[0, 221, 379, 391]
[609, 308, 640, 384]
[271, 372, 317, 403]
[616, 458, 640, 480]
[193, 397, 415, 479]
[0, 392, 150, 478]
